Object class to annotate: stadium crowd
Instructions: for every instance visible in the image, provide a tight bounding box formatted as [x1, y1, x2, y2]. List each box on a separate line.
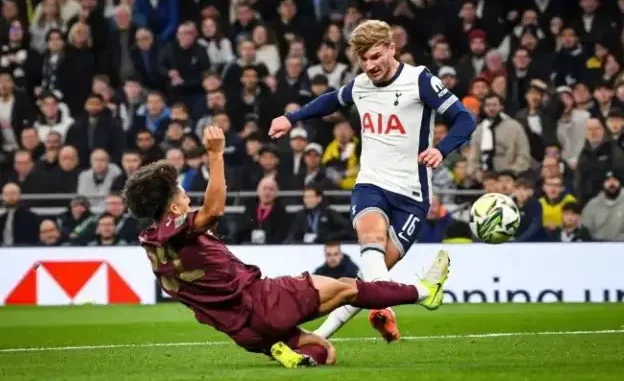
[1, 0, 624, 247]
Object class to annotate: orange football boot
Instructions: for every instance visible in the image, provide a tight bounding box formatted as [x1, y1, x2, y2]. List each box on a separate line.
[368, 308, 400, 343]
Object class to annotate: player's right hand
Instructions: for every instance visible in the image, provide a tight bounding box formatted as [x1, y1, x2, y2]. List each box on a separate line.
[203, 125, 225, 154]
[268, 116, 292, 139]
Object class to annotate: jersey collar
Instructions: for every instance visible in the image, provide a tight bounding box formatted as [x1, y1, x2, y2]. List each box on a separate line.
[373, 62, 404, 88]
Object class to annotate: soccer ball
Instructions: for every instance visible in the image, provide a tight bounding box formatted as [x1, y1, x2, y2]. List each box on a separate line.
[469, 193, 520, 244]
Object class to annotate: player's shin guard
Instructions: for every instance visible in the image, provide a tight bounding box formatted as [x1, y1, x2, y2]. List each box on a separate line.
[313, 305, 361, 339]
[351, 280, 419, 309]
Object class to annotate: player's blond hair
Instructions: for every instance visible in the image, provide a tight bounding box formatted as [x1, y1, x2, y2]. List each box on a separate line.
[348, 20, 393, 58]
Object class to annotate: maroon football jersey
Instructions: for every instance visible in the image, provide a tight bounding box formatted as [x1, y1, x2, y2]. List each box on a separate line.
[139, 211, 262, 334]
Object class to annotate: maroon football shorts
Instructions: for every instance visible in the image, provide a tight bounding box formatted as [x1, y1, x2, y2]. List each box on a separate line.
[230, 272, 321, 354]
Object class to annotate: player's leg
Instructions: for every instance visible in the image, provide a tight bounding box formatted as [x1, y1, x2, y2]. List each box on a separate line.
[314, 185, 392, 339]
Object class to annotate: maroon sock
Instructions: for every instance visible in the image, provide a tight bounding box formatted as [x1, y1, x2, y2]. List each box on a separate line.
[352, 280, 419, 309]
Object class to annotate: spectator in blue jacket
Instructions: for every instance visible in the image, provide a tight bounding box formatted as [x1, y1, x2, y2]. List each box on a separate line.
[513, 177, 545, 242]
[418, 194, 454, 243]
[133, 0, 178, 44]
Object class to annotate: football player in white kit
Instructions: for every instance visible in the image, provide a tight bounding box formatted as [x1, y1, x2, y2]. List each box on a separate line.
[269, 20, 476, 342]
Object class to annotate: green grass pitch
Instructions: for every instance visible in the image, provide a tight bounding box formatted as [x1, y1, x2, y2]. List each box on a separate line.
[0, 304, 623, 380]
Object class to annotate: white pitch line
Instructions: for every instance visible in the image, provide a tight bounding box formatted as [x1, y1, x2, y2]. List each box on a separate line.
[1, 329, 622, 354]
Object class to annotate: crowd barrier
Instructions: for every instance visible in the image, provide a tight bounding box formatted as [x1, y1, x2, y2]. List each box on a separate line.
[1, 243, 622, 306]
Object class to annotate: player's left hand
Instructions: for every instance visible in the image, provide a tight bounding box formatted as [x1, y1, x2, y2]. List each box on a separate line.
[418, 147, 443, 168]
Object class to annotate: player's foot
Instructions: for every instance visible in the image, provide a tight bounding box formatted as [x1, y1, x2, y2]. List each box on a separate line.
[270, 342, 318, 369]
[419, 250, 451, 311]
[368, 308, 400, 343]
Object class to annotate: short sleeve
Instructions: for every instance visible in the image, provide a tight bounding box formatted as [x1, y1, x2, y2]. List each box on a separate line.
[417, 68, 460, 115]
[338, 79, 355, 106]
[155, 211, 198, 243]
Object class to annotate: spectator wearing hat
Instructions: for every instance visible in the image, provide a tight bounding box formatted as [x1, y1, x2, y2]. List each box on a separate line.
[589, 80, 622, 122]
[0, 182, 39, 246]
[548, 201, 592, 242]
[456, 29, 488, 98]
[133, 0, 179, 44]
[575, 118, 624, 205]
[554, 86, 591, 170]
[468, 93, 531, 179]
[33, 90, 73, 142]
[281, 127, 308, 177]
[515, 79, 554, 164]
[307, 39, 350, 91]
[552, 27, 587, 87]
[439, 66, 462, 99]
[235, 175, 290, 244]
[323, 120, 359, 190]
[130, 27, 164, 92]
[65, 93, 124, 168]
[286, 185, 353, 244]
[56, 195, 95, 243]
[582, 170, 624, 241]
[289, 142, 334, 190]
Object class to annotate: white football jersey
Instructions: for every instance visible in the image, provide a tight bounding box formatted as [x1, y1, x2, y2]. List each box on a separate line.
[337, 63, 460, 203]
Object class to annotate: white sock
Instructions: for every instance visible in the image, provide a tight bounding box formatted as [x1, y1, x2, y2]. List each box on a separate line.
[359, 244, 390, 281]
[313, 305, 361, 339]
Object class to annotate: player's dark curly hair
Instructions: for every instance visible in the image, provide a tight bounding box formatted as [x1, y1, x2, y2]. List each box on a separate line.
[123, 160, 179, 220]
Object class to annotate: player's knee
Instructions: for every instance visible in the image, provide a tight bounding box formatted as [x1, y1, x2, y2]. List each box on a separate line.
[358, 231, 386, 246]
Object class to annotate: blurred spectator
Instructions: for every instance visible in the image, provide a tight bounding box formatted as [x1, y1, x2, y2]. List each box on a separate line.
[130, 27, 163, 91]
[20, 127, 45, 160]
[130, 90, 170, 144]
[0, 182, 38, 246]
[50, 145, 79, 194]
[76, 149, 122, 208]
[252, 24, 281, 76]
[286, 185, 352, 244]
[575, 118, 624, 205]
[482, 50, 507, 84]
[222, 38, 269, 91]
[0, 71, 33, 161]
[33, 90, 73, 142]
[231, 1, 259, 44]
[3, 150, 49, 194]
[313, 241, 359, 279]
[135, 129, 164, 165]
[514, 79, 551, 164]
[110, 4, 137, 85]
[552, 27, 586, 87]
[432, 162, 455, 206]
[242, 143, 286, 191]
[418, 194, 454, 243]
[281, 127, 307, 176]
[582, 171, 624, 241]
[468, 93, 531, 179]
[39, 219, 62, 246]
[497, 170, 517, 196]
[506, 47, 537, 114]
[111, 150, 142, 192]
[548, 201, 592, 242]
[307, 40, 349, 91]
[590, 81, 621, 122]
[30, 0, 66, 54]
[37, 131, 62, 173]
[31, 1, 80, 33]
[554, 86, 590, 170]
[542, 143, 575, 189]
[213, 112, 244, 168]
[87, 212, 128, 246]
[438, 66, 461, 100]
[1, 19, 42, 95]
[118, 77, 145, 132]
[57, 195, 93, 242]
[606, 108, 624, 158]
[78, 193, 139, 245]
[539, 175, 577, 232]
[271, 0, 318, 59]
[65, 21, 96, 111]
[160, 119, 185, 152]
[513, 177, 545, 242]
[451, 157, 481, 205]
[235, 176, 289, 244]
[158, 21, 210, 103]
[482, 169, 501, 193]
[572, 0, 618, 49]
[290, 142, 334, 190]
[65, 93, 124, 168]
[429, 40, 453, 78]
[133, 0, 179, 44]
[456, 29, 488, 97]
[323, 120, 359, 190]
[198, 16, 234, 73]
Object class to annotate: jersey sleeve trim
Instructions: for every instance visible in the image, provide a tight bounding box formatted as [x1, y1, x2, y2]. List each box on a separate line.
[437, 95, 459, 114]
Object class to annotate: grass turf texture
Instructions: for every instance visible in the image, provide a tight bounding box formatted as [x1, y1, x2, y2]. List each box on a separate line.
[0, 304, 623, 381]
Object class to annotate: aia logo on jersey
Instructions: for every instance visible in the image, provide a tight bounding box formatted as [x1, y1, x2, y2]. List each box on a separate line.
[361, 112, 406, 134]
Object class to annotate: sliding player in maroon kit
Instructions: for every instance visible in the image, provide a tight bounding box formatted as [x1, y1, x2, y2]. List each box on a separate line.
[124, 126, 450, 368]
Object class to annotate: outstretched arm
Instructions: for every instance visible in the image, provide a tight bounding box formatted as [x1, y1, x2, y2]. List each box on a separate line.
[268, 81, 354, 139]
[194, 126, 226, 230]
[417, 69, 476, 168]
